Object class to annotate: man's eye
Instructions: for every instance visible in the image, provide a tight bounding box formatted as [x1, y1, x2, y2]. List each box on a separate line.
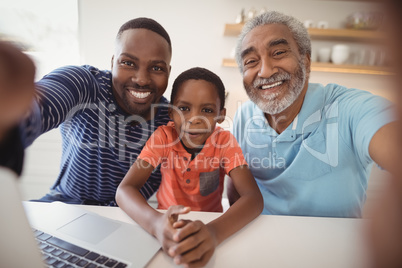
[244, 59, 257, 66]
[122, 60, 134, 67]
[152, 66, 163, 71]
[274, 51, 286, 57]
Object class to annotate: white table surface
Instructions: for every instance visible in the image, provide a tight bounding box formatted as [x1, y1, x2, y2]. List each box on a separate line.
[24, 202, 372, 268]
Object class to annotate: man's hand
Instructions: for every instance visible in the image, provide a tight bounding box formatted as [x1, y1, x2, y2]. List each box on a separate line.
[0, 41, 35, 140]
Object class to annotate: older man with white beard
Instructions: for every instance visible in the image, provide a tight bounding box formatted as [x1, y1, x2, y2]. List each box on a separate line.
[228, 11, 398, 218]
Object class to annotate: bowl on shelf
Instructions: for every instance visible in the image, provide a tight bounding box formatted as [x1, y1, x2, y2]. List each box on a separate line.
[345, 11, 383, 30]
[331, 44, 350, 65]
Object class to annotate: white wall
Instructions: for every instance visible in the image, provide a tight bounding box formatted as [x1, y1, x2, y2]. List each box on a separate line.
[0, 0, 80, 79]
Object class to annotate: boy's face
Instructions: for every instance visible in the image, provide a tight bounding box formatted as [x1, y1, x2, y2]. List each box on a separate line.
[169, 79, 226, 150]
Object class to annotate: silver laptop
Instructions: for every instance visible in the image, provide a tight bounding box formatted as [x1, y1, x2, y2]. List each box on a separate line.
[0, 167, 161, 268]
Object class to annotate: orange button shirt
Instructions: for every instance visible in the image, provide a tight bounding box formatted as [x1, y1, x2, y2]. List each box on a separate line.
[138, 122, 247, 212]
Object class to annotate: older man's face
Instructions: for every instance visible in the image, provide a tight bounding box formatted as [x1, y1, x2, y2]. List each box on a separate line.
[239, 24, 310, 115]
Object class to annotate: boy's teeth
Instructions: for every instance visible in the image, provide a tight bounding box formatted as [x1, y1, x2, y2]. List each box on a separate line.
[130, 91, 151, 99]
[261, 81, 283, 90]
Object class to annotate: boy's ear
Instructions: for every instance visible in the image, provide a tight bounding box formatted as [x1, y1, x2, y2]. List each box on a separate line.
[216, 108, 226, 124]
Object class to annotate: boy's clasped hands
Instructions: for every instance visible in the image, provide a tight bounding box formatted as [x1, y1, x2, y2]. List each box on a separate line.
[156, 205, 216, 267]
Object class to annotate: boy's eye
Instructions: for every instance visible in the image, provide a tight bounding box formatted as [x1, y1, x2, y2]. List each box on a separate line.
[202, 108, 214, 113]
[178, 106, 189, 112]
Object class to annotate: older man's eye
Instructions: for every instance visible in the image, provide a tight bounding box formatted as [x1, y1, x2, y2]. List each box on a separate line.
[244, 58, 260, 68]
[244, 59, 256, 65]
[274, 50, 286, 57]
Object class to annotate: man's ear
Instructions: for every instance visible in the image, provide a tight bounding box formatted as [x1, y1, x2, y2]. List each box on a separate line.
[168, 107, 173, 119]
[304, 53, 311, 74]
[217, 108, 226, 124]
[111, 56, 114, 70]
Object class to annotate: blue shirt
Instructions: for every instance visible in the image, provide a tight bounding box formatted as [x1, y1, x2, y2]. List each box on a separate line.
[21, 65, 171, 204]
[233, 83, 394, 217]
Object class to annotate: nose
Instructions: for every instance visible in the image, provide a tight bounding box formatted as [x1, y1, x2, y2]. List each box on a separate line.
[258, 58, 277, 78]
[132, 68, 150, 86]
[187, 113, 203, 125]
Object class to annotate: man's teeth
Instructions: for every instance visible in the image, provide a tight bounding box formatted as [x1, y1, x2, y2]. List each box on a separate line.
[130, 91, 151, 99]
[261, 81, 283, 90]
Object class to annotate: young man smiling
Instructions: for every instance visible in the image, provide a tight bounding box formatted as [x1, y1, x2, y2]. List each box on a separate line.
[111, 23, 171, 120]
[21, 18, 172, 205]
[229, 11, 398, 218]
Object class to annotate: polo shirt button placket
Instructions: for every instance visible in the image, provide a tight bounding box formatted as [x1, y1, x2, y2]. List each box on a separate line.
[185, 166, 191, 183]
[272, 139, 277, 156]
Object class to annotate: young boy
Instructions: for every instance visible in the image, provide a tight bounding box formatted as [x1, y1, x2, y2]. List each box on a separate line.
[116, 67, 263, 267]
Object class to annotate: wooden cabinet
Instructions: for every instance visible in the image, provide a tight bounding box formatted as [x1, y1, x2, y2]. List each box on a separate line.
[222, 23, 392, 75]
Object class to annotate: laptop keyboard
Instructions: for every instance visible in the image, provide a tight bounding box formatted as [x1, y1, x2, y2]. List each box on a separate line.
[33, 229, 128, 268]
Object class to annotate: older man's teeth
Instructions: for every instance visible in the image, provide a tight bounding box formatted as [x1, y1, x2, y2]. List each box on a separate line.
[130, 91, 151, 99]
[261, 81, 283, 90]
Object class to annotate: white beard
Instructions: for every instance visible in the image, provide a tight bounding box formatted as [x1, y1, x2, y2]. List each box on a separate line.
[246, 59, 307, 115]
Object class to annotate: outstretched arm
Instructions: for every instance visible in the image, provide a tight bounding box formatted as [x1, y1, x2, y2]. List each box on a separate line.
[115, 159, 190, 253]
[369, 121, 400, 175]
[21, 65, 101, 147]
[169, 165, 263, 267]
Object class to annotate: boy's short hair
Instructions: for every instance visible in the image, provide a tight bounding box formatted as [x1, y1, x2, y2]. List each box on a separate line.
[116, 17, 172, 53]
[171, 67, 225, 110]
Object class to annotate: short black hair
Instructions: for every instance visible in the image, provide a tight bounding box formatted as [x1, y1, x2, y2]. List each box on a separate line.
[171, 67, 225, 110]
[116, 17, 171, 53]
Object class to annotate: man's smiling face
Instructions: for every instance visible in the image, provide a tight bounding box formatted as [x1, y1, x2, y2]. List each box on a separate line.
[240, 23, 310, 115]
[111, 28, 171, 120]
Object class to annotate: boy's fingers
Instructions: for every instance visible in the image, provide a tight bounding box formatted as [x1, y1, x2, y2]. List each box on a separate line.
[174, 220, 203, 242]
[167, 206, 191, 224]
[172, 219, 191, 229]
[175, 247, 214, 268]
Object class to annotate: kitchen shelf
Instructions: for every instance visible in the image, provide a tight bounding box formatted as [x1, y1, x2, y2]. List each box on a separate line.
[310, 62, 392, 75]
[222, 58, 238, 68]
[222, 58, 393, 76]
[223, 23, 385, 43]
[308, 28, 386, 42]
[223, 23, 244, 36]
[223, 23, 390, 75]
